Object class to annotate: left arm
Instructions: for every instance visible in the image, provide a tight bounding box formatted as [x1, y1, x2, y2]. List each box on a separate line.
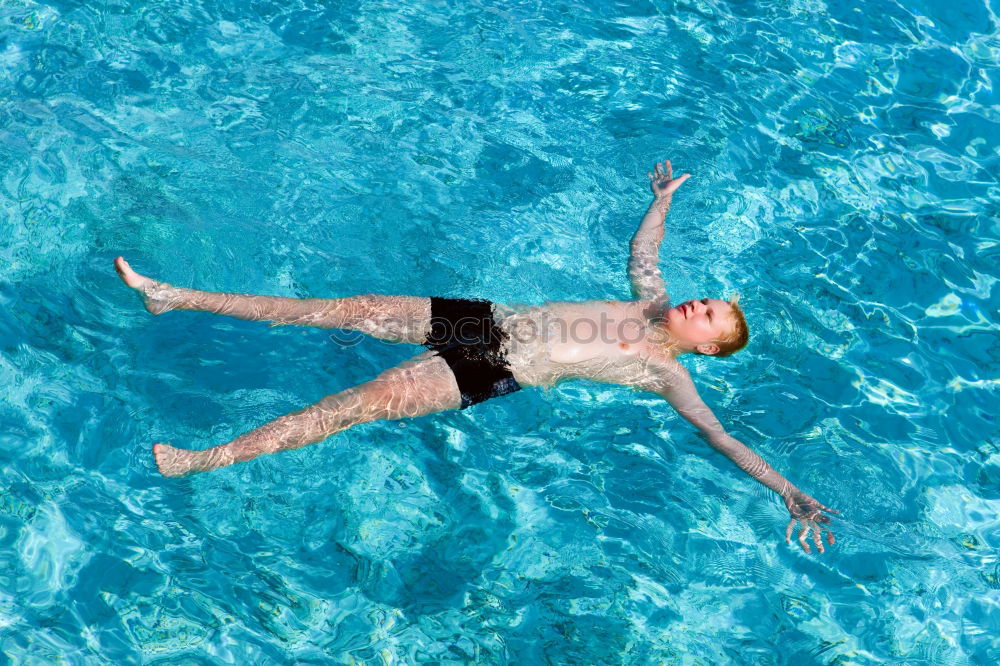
[649, 366, 838, 553]
[627, 160, 690, 304]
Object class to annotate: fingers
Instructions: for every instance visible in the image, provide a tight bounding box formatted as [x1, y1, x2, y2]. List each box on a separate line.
[649, 162, 691, 190]
[790, 521, 835, 554]
[811, 522, 824, 554]
[811, 504, 839, 524]
[650, 161, 690, 185]
[798, 522, 812, 553]
[663, 174, 691, 195]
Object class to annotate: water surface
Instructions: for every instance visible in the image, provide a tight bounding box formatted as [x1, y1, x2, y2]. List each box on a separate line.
[1, 0, 998, 663]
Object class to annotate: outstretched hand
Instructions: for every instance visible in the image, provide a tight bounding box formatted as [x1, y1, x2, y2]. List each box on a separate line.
[784, 491, 839, 554]
[648, 160, 690, 199]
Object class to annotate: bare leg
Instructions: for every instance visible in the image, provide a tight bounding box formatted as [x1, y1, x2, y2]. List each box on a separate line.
[152, 351, 462, 477]
[114, 257, 432, 343]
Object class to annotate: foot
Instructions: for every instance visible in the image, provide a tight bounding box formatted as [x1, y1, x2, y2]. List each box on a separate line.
[153, 443, 202, 477]
[114, 256, 173, 314]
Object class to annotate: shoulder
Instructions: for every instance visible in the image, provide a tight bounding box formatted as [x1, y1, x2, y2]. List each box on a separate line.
[652, 356, 692, 383]
[630, 355, 693, 395]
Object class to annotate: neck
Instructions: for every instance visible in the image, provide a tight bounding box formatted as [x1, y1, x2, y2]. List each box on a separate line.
[649, 321, 692, 358]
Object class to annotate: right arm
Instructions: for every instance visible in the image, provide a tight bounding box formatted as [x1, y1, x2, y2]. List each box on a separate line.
[627, 160, 690, 304]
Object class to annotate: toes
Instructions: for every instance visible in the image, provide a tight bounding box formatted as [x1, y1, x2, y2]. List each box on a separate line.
[153, 443, 188, 478]
[152, 443, 169, 465]
[114, 257, 144, 288]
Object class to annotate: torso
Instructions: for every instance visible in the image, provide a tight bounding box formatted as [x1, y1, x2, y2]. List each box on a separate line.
[494, 299, 681, 389]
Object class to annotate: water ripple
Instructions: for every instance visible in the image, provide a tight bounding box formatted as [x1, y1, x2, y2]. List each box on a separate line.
[1, 0, 999, 662]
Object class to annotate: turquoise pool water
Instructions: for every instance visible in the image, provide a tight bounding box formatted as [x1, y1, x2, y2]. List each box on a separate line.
[2, 0, 998, 662]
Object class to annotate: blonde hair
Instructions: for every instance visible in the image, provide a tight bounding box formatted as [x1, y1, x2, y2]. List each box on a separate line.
[698, 294, 749, 358]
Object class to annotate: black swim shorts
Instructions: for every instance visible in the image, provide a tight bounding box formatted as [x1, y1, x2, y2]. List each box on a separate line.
[424, 297, 522, 409]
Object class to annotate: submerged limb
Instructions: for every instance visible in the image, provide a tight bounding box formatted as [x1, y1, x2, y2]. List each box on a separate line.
[114, 257, 433, 343]
[153, 351, 462, 477]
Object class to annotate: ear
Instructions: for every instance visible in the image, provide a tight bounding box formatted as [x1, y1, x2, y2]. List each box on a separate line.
[695, 342, 720, 356]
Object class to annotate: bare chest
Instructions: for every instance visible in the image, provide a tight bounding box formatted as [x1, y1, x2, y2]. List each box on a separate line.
[499, 300, 670, 387]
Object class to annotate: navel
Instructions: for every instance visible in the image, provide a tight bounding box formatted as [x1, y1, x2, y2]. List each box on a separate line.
[619, 342, 630, 350]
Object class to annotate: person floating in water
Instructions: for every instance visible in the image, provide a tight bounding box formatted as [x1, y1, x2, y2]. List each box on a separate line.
[116, 160, 837, 554]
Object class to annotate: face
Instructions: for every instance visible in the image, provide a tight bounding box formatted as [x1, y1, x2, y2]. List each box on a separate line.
[663, 299, 736, 354]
